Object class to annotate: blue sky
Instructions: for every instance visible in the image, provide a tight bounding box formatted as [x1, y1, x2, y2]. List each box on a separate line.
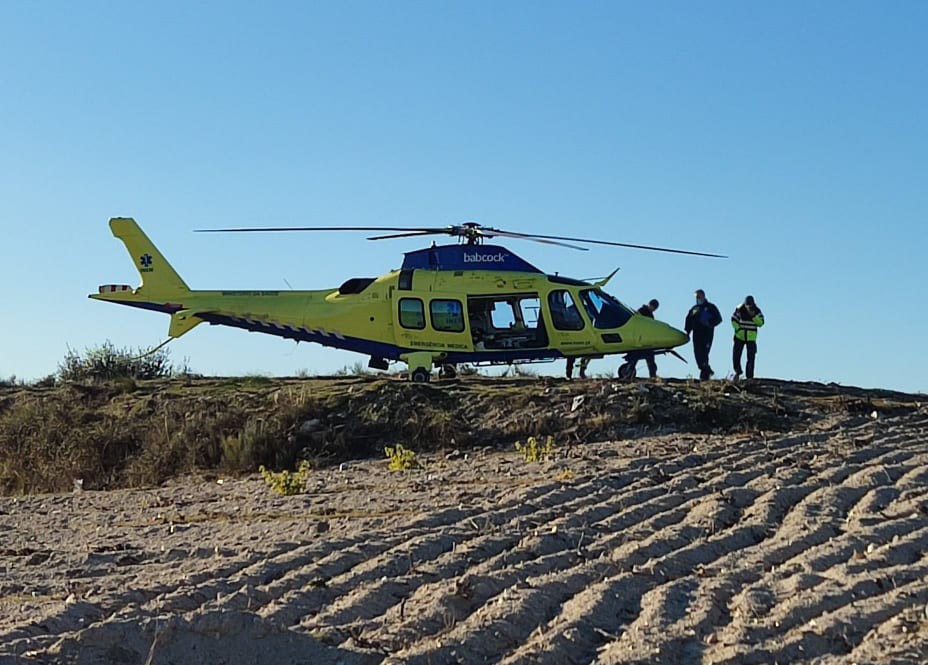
[1, 2, 926, 391]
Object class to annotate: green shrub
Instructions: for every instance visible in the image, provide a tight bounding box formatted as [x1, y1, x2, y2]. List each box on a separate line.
[385, 444, 422, 470]
[57, 341, 189, 381]
[515, 435, 556, 463]
[260, 460, 311, 496]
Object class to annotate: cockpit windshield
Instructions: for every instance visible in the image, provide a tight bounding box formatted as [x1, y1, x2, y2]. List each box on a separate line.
[579, 289, 634, 329]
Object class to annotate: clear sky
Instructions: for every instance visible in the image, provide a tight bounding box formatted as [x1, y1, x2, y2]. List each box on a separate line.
[1, 2, 926, 392]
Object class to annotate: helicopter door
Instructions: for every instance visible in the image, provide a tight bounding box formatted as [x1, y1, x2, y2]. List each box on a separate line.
[467, 295, 548, 351]
[545, 289, 595, 355]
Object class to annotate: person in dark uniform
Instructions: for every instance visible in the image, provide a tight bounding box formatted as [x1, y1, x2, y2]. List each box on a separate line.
[633, 299, 661, 378]
[731, 295, 765, 380]
[565, 356, 590, 379]
[554, 290, 588, 378]
[684, 289, 722, 381]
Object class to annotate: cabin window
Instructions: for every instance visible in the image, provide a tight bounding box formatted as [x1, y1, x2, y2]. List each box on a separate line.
[519, 297, 541, 328]
[580, 289, 634, 329]
[548, 290, 585, 331]
[398, 269, 414, 291]
[399, 298, 425, 329]
[430, 299, 465, 333]
[490, 301, 517, 329]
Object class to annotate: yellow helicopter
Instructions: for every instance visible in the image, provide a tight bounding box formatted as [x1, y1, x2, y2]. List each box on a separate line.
[90, 218, 724, 382]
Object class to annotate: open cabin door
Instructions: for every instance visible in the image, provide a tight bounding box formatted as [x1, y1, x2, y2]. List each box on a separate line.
[466, 294, 548, 352]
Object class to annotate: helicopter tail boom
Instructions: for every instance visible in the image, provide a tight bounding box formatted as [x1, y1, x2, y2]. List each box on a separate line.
[108, 217, 190, 295]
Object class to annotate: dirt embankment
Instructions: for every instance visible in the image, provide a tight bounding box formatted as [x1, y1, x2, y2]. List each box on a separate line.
[0, 375, 918, 495]
[1, 378, 927, 664]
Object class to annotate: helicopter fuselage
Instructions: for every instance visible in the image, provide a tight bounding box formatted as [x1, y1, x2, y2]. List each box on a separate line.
[90, 219, 689, 379]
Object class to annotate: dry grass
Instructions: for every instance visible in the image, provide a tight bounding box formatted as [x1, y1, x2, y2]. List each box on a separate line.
[0, 375, 921, 495]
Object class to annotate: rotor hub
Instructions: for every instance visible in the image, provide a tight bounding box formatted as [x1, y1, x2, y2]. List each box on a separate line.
[453, 222, 487, 245]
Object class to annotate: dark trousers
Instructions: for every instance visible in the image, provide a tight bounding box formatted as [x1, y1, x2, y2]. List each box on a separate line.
[692, 331, 713, 380]
[565, 357, 590, 378]
[632, 351, 658, 378]
[733, 339, 757, 378]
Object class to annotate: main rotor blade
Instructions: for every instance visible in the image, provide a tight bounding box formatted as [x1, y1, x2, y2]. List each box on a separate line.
[502, 231, 727, 258]
[193, 223, 725, 257]
[366, 231, 442, 240]
[483, 229, 589, 251]
[194, 226, 448, 233]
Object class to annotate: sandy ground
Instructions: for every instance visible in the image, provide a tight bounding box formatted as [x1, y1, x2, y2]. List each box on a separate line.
[2, 403, 927, 663]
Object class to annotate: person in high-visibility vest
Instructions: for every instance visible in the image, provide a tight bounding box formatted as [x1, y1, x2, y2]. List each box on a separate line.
[731, 295, 765, 380]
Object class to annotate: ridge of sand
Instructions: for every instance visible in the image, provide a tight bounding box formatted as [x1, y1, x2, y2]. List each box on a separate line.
[1, 379, 926, 663]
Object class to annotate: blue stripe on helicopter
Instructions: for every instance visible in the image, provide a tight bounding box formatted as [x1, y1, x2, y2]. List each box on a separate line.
[111, 301, 185, 314]
[106, 301, 570, 363]
[196, 313, 402, 357]
[202, 314, 567, 362]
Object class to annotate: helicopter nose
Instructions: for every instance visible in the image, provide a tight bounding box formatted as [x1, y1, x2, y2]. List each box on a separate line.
[652, 321, 689, 348]
[668, 326, 689, 348]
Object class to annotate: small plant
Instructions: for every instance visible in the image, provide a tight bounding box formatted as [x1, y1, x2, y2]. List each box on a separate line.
[691, 381, 725, 411]
[33, 375, 57, 388]
[241, 373, 273, 386]
[384, 444, 422, 470]
[626, 394, 654, 424]
[334, 361, 370, 376]
[556, 468, 575, 482]
[259, 460, 311, 496]
[515, 435, 556, 463]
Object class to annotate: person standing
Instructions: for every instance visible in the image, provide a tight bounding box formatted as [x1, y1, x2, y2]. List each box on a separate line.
[633, 299, 661, 378]
[565, 356, 590, 379]
[684, 289, 722, 381]
[731, 295, 765, 380]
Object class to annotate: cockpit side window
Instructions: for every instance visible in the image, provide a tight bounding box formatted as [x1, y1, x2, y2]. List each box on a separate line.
[338, 278, 375, 295]
[548, 290, 585, 331]
[398, 269, 414, 291]
[580, 289, 633, 329]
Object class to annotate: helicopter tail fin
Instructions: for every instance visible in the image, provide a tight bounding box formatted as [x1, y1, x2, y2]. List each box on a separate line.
[108, 217, 190, 294]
